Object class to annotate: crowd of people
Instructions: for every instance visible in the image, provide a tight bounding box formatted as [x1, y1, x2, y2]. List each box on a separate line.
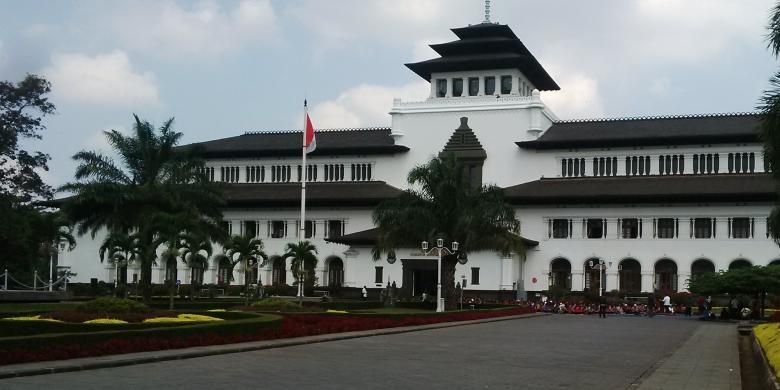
[531, 296, 697, 317]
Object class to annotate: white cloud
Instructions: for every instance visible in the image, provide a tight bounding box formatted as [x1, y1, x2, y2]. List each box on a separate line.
[541, 66, 605, 119]
[629, 0, 768, 63]
[42, 50, 159, 106]
[111, 0, 277, 56]
[307, 81, 430, 128]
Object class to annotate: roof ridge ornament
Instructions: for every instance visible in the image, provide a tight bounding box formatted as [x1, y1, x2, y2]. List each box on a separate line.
[484, 0, 491, 23]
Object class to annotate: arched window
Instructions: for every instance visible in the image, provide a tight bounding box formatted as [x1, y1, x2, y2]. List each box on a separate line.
[654, 259, 678, 292]
[165, 257, 177, 283]
[272, 257, 286, 285]
[729, 259, 752, 270]
[327, 257, 344, 287]
[549, 258, 571, 291]
[691, 259, 715, 280]
[618, 259, 641, 293]
[217, 257, 232, 286]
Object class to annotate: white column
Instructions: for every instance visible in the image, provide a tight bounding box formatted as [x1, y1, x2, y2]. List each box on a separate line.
[641, 272, 654, 293]
[571, 270, 584, 292]
[510, 76, 520, 95]
[677, 273, 690, 292]
[478, 76, 485, 96]
[606, 271, 618, 292]
[446, 78, 453, 98]
[430, 81, 436, 98]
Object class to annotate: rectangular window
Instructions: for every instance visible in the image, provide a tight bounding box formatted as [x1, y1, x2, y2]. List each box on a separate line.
[621, 218, 639, 239]
[468, 77, 479, 96]
[304, 220, 315, 239]
[375, 266, 383, 284]
[694, 218, 712, 239]
[436, 79, 447, 97]
[586, 218, 603, 239]
[732, 217, 750, 238]
[327, 220, 343, 238]
[471, 267, 480, 285]
[243, 221, 256, 238]
[657, 218, 675, 239]
[484, 76, 496, 95]
[552, 219, 569, 239]
[271, 221, 286, 238]
[500, 75, 512, 94]
[452, 78, 463, 97]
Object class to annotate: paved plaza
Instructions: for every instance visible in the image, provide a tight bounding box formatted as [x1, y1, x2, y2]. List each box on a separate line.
[0, 315, 740, 390]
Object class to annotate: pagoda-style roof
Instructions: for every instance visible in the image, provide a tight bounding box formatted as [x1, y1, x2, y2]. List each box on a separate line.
[517, 113, 761, 150]
[406, 23, 559, 91]
[180, 128, 409, 158]
[503, 173, 776, 205]
[222, 181, 402, 208]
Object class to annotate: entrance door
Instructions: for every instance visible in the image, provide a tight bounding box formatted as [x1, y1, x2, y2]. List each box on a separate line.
[413, 269, 436, 298]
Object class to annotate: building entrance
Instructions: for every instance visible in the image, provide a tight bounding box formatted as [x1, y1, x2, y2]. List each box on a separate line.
[401, 259, 438, 300]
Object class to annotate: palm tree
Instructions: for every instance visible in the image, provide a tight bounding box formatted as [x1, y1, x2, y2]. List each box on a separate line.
[224, 235, 268, 306]
[178, 232, 213, 300]
[372, 155, 525, 309]
[281, 240, 318, 305]
[761, 3, 780, 242]
[98, 231, 140, 297]
[60, 115, 224, 302]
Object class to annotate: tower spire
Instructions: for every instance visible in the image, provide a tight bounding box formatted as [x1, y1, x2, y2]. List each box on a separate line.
[483, 0, 491, 23]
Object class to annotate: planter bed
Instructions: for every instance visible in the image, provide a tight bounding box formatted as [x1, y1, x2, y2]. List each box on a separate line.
[0, 306, 532, 366]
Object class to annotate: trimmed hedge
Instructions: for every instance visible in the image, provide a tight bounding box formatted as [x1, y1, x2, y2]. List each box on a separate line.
[0, 311, 281, 365]
[302, 301, 384, 311]
[0, 310, 265, 338]
[394, 301, 437, 311]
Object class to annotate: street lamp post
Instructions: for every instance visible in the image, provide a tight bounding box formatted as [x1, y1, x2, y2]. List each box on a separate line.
[588, 259, 609, 297]
[421, 239, 459, 312]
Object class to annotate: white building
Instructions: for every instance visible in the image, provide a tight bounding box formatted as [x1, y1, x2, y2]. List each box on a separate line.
[59, 21, 779, 299]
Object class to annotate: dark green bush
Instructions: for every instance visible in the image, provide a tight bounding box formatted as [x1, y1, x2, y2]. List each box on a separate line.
[0, 312, 281, 351]
[303, 301, 384, 311]
[252, 298, 313, 312]
[77, 297, 149, 313]
[394, 301, 436, 311]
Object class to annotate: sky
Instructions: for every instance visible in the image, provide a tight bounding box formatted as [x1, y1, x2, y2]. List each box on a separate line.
[0, 0, 778, 189]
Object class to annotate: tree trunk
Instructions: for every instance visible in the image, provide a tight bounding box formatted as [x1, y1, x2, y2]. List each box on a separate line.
[168, 282, 175, 310]
[140, 230, 155, 303]
[442, 254, 458, 310]
[245, 269, 250, 307]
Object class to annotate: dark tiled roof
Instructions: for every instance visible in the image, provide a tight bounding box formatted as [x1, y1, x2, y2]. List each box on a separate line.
[517, 113, 761, 149]
[326, 227, 539, 248]
[406, 23, 559, 91]
[222, 181, 402, 207]
[503, 173, 777, 205]
[182, 128, 409, 158]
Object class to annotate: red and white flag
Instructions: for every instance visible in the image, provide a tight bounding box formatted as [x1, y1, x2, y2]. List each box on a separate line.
[304, 112, 316, 154]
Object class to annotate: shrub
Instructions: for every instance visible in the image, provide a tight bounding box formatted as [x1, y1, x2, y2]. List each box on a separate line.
[252, 298, 312, 312]
[77, 297, 149, 313]
[83, 319, 128, 324]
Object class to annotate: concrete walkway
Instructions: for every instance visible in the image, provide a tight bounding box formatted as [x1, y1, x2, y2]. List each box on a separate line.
[0, 312, 546, 379]
[634, 322, 741, 390]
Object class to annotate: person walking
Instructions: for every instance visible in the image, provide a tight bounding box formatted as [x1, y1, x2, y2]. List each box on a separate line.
[648, 294, 656, 317]
[662, 294, 671, 314]
[361, 285, 367, 302]
[598, 298, 607, 318]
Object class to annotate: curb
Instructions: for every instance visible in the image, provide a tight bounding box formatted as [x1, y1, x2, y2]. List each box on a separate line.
[0, 312, 547, 379]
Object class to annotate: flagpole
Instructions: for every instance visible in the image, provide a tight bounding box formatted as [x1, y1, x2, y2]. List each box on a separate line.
[299, 100, 308, 304]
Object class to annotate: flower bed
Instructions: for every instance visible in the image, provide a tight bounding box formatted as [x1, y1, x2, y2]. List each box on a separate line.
[0, 306, 533, 366]
[755, 323, 780, 376]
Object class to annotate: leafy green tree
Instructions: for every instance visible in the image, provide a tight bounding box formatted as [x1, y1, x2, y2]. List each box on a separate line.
[60, 115, 224, 302]
[761, 4, 780, 242]
[372, 155, 525, 309]
[688, 265, 780, 318]
[281, 240, 318, 304]
[0, 74, 58, 276]
[224, 235, 268, 306]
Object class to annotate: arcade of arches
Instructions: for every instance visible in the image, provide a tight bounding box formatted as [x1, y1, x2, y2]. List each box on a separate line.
[546, 257, 774, 293]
